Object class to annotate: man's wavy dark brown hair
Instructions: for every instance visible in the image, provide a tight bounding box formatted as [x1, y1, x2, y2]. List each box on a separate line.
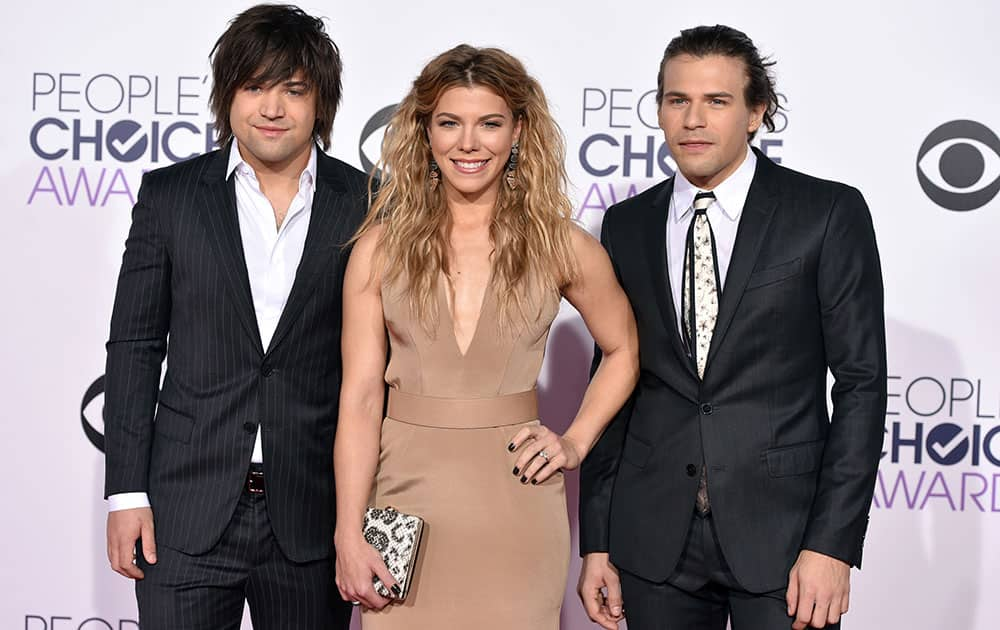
[209, 4, 343, 150]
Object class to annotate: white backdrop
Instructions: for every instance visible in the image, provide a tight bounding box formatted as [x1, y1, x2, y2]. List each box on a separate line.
[2, 1, 998, 628]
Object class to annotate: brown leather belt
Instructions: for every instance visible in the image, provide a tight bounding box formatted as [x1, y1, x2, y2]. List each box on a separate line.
[246, 464, 265, 495]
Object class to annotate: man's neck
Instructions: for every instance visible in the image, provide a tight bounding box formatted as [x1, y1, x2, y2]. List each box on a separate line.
[239, 143, 312, 189]
[237, 142, 314, 230]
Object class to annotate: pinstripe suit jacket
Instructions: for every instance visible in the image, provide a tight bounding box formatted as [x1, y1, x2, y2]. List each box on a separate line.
[104, 145, 368, 562]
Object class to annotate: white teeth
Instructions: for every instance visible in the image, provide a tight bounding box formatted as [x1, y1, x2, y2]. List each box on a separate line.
[454, 160, 486, 170]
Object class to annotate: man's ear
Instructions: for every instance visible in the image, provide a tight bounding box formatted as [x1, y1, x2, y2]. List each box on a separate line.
[748, 102, 767, 135]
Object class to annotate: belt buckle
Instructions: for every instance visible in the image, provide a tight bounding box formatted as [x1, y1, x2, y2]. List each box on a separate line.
[247, 468, 265, 495]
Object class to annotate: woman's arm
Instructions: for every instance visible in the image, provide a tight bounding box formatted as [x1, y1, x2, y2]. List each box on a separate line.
[333, 226, 398, 609]
[511, 224, 639, 482]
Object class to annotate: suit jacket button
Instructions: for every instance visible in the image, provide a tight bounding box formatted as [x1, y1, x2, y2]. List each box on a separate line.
[700, 403, 713, 415]
[686, 464, 698, 477]
[261, 364, 274, 377]
[243, 422, 256, 433]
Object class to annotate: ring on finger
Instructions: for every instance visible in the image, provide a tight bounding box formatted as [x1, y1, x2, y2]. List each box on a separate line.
[538, 449, 550, 461]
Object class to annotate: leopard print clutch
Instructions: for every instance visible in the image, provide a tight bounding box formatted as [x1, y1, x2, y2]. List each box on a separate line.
[362, 506, 425, 600]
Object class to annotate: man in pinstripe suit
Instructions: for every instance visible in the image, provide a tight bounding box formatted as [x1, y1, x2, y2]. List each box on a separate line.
[103, 6, 367, 628]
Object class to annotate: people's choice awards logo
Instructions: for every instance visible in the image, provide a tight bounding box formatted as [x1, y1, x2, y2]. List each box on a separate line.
[876, 375, 1000, 513]
[917, 120, 1000, 211]
[358, 104, 398, 175]
[81, 375, 105, 453]
[28, 71, 216, 208]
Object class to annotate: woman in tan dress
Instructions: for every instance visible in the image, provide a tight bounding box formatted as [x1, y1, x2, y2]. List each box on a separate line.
[333, 45, 638, 629]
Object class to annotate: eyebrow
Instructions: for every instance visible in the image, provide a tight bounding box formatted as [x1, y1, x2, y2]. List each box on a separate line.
[435, 112, 508, 121]
[663, 90, 734, 99]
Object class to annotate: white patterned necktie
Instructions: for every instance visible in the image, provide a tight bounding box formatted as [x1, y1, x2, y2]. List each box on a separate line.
[682, 190, 719, 515]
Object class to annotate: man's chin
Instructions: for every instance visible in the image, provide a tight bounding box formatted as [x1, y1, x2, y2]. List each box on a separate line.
[239, 143, 304, 168]
[674, 161, 716, 182]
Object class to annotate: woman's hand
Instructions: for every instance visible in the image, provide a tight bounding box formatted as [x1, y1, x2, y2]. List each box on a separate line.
[507, 424, 587, 484]
[334, 532, 399, 610]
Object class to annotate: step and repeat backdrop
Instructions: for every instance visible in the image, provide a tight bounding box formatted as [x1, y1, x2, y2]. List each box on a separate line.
[2, 0, 997, 628]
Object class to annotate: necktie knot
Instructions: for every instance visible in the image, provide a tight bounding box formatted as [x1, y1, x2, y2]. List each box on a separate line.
[693, 191, 715, 214]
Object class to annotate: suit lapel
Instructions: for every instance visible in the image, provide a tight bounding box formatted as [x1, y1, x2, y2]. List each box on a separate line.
[265, 151, 352, 356]
[642, 178, 699, 381]
[705, 150, 779, 371]
[197, 147, 264, 354]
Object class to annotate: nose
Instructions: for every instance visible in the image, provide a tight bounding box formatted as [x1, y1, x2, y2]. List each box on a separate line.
[683, 102, 705, 129]
[258, 87, 284, 119]
[458, 125, 479, 152]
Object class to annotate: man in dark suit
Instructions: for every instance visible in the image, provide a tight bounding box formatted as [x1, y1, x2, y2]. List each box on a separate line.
[103, 5, 367, 628]
[578, 25, 886, 630]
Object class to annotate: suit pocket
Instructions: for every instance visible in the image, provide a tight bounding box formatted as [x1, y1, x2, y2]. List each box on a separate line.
[154, 403, 194, 444]
[746, 257, 802, 290]
[621, 432, 652, 469]
[765, 439, 824, 477]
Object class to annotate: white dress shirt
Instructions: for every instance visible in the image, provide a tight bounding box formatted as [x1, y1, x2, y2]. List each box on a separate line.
[108, 140, 317, 511]
[666, 146, 757, 334]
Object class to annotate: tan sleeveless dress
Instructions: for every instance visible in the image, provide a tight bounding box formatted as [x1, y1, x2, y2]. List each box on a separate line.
[361, 275, 569, 629]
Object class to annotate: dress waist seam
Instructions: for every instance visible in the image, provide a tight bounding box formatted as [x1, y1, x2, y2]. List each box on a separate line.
[386, 388, 539, 428]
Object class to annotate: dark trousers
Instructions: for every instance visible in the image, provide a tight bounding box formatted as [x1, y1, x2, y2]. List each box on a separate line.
[135, 483, 352, 630]
[620, 511, 840, 630]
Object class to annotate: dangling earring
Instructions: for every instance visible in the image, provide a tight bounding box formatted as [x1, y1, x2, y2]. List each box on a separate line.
[505, 142, 519, 191]
[429, 159, 440, 191]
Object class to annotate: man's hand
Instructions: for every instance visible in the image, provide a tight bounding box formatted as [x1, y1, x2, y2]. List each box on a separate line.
[107, 507, 156, 579]
[786, 549, 850, 629]
[577, 552, 624, 630]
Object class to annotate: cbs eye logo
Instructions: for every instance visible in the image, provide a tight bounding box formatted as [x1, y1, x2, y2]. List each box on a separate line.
[81, 375, 105, 453]
[358, 104, 398, 175]
[917, 120, 1000, 212]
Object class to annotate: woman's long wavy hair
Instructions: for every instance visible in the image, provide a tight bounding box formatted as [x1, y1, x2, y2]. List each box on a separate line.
[355, 44, 577, 333]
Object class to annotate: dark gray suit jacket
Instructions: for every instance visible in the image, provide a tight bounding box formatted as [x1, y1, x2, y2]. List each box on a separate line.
[581, 148, 887, 592]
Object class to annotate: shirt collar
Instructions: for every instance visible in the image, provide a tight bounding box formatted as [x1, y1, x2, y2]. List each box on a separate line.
[671, 146, 757, 223]
[226, 139, 318, 192]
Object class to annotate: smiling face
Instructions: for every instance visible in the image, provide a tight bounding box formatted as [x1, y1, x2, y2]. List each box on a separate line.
[658, 54, 765, 190]
[427, 85, 521, 203]
[229, 70, 317, 176]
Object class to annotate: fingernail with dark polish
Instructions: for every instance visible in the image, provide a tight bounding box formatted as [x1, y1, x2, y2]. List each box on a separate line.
[507, 442, 515, 451]
[520, 475, 527, 483]
[391, 584, 401, 596]
[513, 467, 520, 475]
[531, 479, 537, 485]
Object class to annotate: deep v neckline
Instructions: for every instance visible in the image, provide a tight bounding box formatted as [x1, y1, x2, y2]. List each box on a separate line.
[440, 271, 493, 358]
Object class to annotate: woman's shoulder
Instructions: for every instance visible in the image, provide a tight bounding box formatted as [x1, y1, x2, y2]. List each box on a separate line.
[351, 223, 386, 258]
[567, 220, 603, 258]
[345, 223, 390, 291]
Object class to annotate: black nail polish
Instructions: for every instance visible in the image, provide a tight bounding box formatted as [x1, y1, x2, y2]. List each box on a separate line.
[531, 479, 537, 485]
[391, 584, 401, 596]
[520, 475, 527, 484]
[507, 442, 515, 452]
[512, 467, 520, 475]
